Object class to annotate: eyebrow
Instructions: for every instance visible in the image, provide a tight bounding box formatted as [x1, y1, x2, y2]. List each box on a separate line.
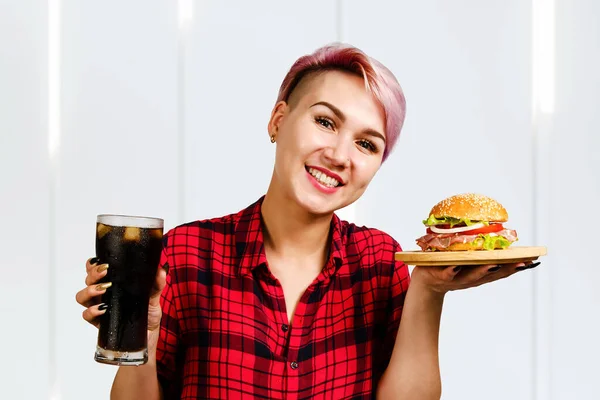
[310, 101, 386, 143]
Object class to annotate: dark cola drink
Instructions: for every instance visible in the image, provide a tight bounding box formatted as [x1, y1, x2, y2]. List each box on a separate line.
[94, 215, 163, 366]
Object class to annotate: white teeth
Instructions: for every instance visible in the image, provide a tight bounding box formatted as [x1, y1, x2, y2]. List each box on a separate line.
[308, 167, 340, 188]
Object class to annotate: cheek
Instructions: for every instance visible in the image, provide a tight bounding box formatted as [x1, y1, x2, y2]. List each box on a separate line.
[282, 121, 328, 154]
[352, 159, 381, 186]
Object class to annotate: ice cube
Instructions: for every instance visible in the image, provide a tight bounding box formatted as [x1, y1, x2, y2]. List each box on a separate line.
[123, 227, 141, 241]
[150, 228, 163, 239]
[97, 223, 111, 239]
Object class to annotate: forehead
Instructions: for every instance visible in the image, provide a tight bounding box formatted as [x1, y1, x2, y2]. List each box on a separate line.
[289, 70, 386, 135]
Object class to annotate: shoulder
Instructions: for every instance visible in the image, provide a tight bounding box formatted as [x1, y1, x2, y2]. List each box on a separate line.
[336, 218, 410, 288]
[161, 210, 241, 256]
[166, 212, 237, 239]
[338, 218, 401, 255]
[163, 197, 263, 247]
[335, 217, 405, 276]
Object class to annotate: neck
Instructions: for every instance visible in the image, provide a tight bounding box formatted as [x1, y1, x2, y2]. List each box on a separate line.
[261, 185, 333, 262]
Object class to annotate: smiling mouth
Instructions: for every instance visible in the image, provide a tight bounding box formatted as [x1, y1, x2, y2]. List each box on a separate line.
[306, 167, 342, 188]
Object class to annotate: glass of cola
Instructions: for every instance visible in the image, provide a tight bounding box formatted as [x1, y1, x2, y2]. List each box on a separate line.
[94, 214, 164, 366]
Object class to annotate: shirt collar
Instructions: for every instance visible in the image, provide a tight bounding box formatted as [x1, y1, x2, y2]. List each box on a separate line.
[234, 197, 268, 277]
[234, 196, 346, 278]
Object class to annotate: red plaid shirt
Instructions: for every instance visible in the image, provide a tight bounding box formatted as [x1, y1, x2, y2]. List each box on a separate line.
[156, 196, 410, 399]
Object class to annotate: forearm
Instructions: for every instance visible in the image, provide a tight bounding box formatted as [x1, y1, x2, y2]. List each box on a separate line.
[110, 333, 163, 400]
[377, 275, 445, 400]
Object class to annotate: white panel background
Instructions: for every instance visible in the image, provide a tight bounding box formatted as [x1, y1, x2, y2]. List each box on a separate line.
[55, 1, 180, 399]
[0, 1, 50, 399]
[343, 1, 535, 399]
[183, 0, 338, 221]
[0, 0, 598, 399]
[548, 0, 600, 398]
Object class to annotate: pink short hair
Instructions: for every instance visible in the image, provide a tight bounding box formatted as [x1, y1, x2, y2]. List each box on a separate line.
[276, 42, 406, 162]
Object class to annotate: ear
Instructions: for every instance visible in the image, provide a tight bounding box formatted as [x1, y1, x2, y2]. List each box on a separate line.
[267, 101, 288, 139]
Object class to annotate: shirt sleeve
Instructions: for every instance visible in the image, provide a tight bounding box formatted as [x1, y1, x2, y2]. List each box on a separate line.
[387, 240, 411, 335]
[375, 239, 411, 382]
[156, 234, 182, 398]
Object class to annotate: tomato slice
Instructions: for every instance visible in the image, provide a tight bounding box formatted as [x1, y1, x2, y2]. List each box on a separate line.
[460, 224, 504, 235]
[427, 224, 504, 235]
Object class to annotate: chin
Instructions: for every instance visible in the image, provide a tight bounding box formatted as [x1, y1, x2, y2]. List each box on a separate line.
[293, 191, 341, 216]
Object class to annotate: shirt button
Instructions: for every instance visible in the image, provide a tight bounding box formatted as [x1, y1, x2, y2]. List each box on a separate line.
[290, 361, 298, 370]
[281, 324, 289, 332]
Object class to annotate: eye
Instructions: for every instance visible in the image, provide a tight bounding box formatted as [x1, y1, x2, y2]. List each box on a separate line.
[357, 139, 377, 152]
[315, 117, 335, 130]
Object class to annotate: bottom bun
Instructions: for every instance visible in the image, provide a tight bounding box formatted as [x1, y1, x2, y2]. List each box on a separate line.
[438, 241, 511, 251]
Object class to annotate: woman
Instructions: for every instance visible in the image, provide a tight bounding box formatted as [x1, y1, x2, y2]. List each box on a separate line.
[76, 43, 534, 399]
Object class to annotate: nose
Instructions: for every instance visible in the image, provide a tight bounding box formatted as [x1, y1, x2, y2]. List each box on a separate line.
[323, 137, 351, 169]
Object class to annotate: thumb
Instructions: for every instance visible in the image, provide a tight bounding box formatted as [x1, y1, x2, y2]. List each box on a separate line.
[150, 266, 167, 307]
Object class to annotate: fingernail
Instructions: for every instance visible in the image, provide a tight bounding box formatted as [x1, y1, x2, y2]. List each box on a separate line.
[96, 263, 109, 273]
[453, 266, 462, 273]
[488, 266, 501, 272]
[96, 282, 112, 291]
[527, 262, 541, 269]
[515, 266, 527, 271]
[90, 257, 100, 265]
[98, 303, 108, 311]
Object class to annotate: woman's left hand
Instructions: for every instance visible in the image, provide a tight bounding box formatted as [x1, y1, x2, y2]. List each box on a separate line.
[410, 261, 541, 294]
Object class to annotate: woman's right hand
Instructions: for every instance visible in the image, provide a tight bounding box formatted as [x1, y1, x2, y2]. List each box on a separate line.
[75, 258, 167, 339]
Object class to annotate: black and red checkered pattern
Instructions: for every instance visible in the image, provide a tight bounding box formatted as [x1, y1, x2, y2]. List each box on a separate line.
[156, 196, 410, 399]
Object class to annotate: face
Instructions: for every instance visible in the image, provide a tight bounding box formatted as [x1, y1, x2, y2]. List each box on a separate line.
[268, 70, 386, 216]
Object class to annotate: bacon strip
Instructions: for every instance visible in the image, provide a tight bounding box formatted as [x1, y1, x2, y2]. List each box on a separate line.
[416, 229, 518, 251]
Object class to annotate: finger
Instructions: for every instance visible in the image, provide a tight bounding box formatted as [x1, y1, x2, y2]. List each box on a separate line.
[75, 282, 112, 308]
[466, 265, 518, 288]
[85, 262, 109, 286]
[442, 265, 463, 280]
[485, 262, 537, 276]
[516, 261, 541, 271]
[86, 257, 100, 273]
[453, 264, 499, 284]
[82, 303, 108, 328]
[148, 269, 165, 332]
[457, 262, 527, 289]
[526, 261, 541, 270]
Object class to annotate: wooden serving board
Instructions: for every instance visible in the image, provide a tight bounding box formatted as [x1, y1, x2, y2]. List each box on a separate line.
[394, 246, 547, 266]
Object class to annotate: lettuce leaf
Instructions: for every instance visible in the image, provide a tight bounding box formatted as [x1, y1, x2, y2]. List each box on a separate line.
[422, 214, 488, 227]
[474, 234, 513, 250]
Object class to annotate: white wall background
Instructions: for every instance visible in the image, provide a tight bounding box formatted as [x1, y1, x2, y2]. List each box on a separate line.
[0, 0, 598, 399]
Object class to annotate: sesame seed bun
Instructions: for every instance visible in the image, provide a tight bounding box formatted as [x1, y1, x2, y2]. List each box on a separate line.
[429, 193, 508, 223]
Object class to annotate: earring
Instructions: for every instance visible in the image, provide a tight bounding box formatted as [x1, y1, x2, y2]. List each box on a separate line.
[270, 135, 276, 143]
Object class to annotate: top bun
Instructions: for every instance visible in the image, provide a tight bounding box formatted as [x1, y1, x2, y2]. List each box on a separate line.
[429, 193, 508, 222]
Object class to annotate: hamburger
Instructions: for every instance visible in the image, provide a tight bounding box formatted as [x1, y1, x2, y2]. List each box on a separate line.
[416, 193, 518, 251]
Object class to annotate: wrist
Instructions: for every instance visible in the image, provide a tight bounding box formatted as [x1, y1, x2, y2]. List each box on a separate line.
[409, 267, 447, 301]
